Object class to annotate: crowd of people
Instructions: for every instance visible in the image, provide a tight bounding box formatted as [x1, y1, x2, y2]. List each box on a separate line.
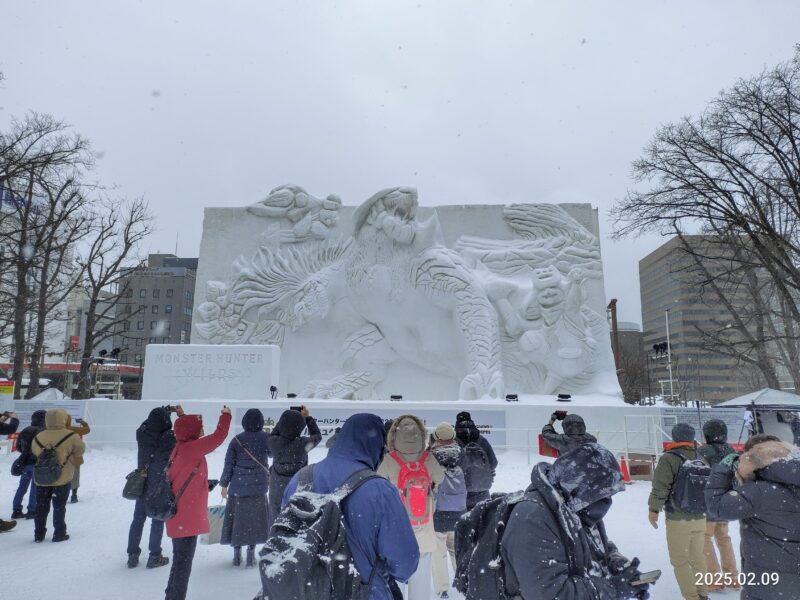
[3, 403, 800, 600]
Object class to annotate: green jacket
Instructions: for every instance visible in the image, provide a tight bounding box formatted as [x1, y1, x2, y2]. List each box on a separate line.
[648, 444, 705, 521]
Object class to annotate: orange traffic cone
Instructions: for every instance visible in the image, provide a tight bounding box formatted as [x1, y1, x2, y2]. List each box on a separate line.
[619, 454, 633, 484]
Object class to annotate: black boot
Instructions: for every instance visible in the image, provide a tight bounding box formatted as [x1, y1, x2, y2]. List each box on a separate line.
[70, 490, 78, 504]
[233, 546, 242, 566]
[11, 509, 24, 519]
[246, 545, 256, 568]
[146, 555, 169, 569]
[127, 553, 140, 568]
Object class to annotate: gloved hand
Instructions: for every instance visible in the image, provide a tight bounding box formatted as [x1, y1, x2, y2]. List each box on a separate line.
[607, 551, 633, 575]
[611, 559, 650, 600]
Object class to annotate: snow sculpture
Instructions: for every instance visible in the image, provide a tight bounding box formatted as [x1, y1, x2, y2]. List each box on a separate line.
[193, 185, 619, 399]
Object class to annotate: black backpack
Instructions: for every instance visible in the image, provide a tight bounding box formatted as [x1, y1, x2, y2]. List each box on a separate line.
[258, 465, 386, 600]
[667, 451, 711, 515]
[33, 432, 75, 485]
[453, 491, 524, 600]
[463, 441, 493, 492]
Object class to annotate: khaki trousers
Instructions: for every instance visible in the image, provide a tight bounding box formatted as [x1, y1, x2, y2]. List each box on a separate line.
[704, 521, 738, 578]
[432, 531, 456, 594]
[666, 518, 709, 600]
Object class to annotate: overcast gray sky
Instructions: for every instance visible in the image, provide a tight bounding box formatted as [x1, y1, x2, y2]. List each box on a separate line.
[1, 1, 798, 323]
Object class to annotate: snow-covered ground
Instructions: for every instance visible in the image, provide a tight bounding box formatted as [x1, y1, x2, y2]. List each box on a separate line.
[0, 446, 740, 600]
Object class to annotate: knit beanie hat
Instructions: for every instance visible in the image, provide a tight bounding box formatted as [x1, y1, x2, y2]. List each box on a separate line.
[433, 422, 456, 441]
[456, 411, 472, 424]
[671, 422, 696, 443]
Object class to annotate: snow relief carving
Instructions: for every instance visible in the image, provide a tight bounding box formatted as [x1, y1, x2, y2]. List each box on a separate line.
[194, 185, 617, 399]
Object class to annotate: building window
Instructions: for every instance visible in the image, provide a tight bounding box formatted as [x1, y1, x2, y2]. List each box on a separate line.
[137, 321, 144, 330]
[139, 289, 147, 298]
[149, 337, 157, 344]
[135, 338, 143, 347]
[153, 289, 160, 299]
[135, 353, 142, 362]
[165, 304, 172, 314]
[123, 321, 130, 332]
[184, 322, 191, 333]
[162, 337, 169, 343]
[166, 289, 174, 298]
[151, 305, 159, 314]
[184, 307, 193, 317]
[124, 288, 133, 298]
[124, 304, 132, 314]
[150, 321, 158, 330]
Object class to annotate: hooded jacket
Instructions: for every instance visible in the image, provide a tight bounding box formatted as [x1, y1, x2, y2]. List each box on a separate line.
[283, 413, 419, 600]
[16, 409, 46, 467]
[705, 442, 800, 600]
[541, 414, 598, 454]
[165, 412, 231, 539]
[698, 420, 738, 468]
[454, 419, 499, 472]
[377, 414, 445, 553]
[502, 444, 627, 600]
[220, 408, 271, 496]
[136, 407, 176, 508]
[267, 410, 322, 477]
[30, 408, 86, 487]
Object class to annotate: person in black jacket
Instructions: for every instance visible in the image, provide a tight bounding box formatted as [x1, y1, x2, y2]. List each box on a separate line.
[126, 406, 181, 569]
[0, 410, 19, 435]
[502, 444, 650, 600]
[696, 419, 739, 590]
[266, 406, 321, 527]
[11, 409, 46, 519]
[792, 413, 800, 446]
[219, 408, 271, 567]
[541, 412, 597, 454]
[455, 412, 498, 509]
[705, 435, 800, 600]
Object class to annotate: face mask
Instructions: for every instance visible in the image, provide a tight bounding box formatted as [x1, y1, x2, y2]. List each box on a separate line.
[578, 497, 612, 527]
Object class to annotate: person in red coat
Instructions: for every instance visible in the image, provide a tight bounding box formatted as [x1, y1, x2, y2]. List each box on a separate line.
[164, 407, 231, 600]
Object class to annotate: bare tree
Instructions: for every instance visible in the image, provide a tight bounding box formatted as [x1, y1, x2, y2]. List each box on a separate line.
[0, 114, 91, 397]
[613, 47, 800, 393]
[74, 198, 153, 399]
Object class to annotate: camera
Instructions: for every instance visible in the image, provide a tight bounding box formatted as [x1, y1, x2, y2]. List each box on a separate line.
[554, 410, 568, 421]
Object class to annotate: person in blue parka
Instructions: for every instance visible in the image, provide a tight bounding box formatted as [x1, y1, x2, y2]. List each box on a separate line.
[219, 408, 271, 568]
[705, 435, 800, 600]
[282, 413, 420, 600]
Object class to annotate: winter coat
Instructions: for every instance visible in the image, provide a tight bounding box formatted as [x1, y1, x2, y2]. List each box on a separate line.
[136, 407, 176, 507]
[541, 414, 598, 454]
[267, 410, 322, 477]
[16, 410, 46, 467]
[0, 416, 19, 435]
[698, 442, 737, 467]
[378, 414, 445, 553]
[502, 444, 627, 600]
[705, 441, 800, 600]
[220, 408, 271, 497]
[430, 439, 467, 533]
[30, 408, 86, 487]
[165, 412, 231, 539]
[648, 442, 705, 520]
[454, 419, 499, 474]
[283, 413, 419, 600]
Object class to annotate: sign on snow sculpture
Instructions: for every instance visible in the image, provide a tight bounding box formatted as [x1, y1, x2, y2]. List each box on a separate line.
[193, 185, 619, 400]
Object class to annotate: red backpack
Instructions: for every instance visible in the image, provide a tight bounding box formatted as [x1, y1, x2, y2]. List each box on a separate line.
[390, 450, 432, 526]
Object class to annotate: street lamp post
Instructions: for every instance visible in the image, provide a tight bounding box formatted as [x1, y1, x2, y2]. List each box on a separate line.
[665, 309, 676, 403]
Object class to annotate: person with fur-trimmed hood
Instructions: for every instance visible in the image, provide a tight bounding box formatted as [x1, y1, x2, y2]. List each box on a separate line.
[705, 434, 800, 600]
[502, 444, 650, 599]
[378, 414, 445, 600]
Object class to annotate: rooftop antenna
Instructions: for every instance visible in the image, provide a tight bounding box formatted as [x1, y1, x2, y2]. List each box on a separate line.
[174, 232, 179, 256]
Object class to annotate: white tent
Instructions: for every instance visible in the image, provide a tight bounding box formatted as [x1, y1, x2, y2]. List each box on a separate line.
[28, 387, 71, 403]
[714, 388, 800, 410]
